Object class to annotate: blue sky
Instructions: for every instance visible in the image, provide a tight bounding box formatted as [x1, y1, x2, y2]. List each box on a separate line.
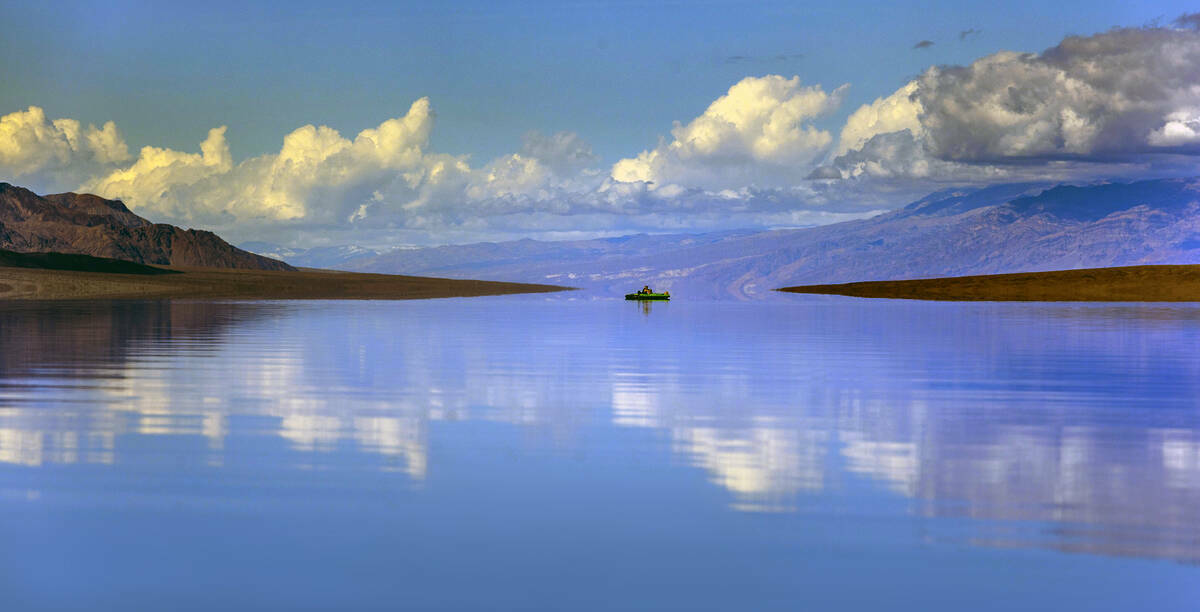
[2, 1, 1199, 246]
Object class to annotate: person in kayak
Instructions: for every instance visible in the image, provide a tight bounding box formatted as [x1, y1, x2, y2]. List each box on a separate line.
[642, 285, 651, 294]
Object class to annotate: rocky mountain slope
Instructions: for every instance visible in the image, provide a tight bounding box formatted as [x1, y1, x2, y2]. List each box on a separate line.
[0, 183, 293, 271]
[336, 178, 1200, 299]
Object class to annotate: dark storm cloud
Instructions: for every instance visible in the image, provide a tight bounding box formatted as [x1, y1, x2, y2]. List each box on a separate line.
[825, 21, 1200, 184]
[914, 24, 1200, 161]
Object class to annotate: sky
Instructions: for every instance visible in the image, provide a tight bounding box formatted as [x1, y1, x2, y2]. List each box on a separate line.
[2, 0, 1199, 247]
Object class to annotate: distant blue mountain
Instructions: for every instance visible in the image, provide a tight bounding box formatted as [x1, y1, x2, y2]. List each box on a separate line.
[239, 242, 381, 270]
[336, 177, 1200, 299]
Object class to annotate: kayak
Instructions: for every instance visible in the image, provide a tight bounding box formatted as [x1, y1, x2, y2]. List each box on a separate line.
[625, 292, 670, 300]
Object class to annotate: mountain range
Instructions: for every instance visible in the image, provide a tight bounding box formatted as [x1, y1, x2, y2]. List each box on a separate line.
[237, 241, 382, 270]
[12, 176, 1194, 297]
[0, 183, 292, 271]
[249, 177, 1200, 299]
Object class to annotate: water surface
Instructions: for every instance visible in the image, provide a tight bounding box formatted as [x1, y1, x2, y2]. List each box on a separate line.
[1, 296, 1197, 610]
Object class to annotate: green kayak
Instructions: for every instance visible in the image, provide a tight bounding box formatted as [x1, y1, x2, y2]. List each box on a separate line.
[625, 292, 670, 300]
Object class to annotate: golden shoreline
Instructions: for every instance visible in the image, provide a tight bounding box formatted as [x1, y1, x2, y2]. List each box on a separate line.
[777, 265, 1200, 302]
[0, 266, 571, 300]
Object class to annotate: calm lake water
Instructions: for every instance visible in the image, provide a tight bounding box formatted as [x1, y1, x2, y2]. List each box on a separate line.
[0, 296, 1197, 611]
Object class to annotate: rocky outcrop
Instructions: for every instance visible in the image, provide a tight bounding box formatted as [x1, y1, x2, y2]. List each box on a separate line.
[0, 183, 293, 271]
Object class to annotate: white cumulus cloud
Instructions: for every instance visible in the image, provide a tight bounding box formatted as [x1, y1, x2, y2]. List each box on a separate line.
[1148, 110, 1200, 146]
[87, 126, 233, 213]
[83, 98, 476, 226]
[836, 81, 924, 156]
[0, 106, 130, 189]
[612, 75, 847, 190]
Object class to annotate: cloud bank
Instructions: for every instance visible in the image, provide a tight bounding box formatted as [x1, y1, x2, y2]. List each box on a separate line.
[823, 18, 1200, 179]
[2, 19, 1200, 245]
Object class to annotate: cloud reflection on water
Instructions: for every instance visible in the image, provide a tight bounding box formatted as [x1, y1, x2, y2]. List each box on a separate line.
[0, 298, 1198, 563]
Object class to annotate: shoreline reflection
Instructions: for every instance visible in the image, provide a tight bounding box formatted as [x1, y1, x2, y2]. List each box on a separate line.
[0, 299, 1198, 563]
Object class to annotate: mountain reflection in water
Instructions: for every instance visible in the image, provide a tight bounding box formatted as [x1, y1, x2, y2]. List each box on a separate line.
[0, 297, 1197, 573]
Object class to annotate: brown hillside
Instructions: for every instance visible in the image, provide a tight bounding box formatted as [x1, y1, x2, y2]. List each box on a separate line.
[778, 265, 1200, 302]
[0, 265, 571, 300]
[0, 182, 293, 271]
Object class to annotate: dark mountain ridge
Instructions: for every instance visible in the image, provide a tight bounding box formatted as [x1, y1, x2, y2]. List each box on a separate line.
[0, 183, 292, 271]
